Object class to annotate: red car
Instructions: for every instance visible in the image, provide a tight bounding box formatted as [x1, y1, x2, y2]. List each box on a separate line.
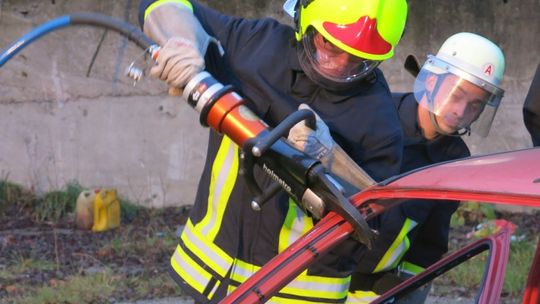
[224, 147, 540, 304]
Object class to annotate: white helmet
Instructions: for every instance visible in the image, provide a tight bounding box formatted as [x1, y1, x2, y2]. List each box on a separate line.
[414, 32, 505, 137]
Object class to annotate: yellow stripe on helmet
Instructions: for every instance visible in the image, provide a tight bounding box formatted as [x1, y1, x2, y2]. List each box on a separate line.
[144, 0, 193, 21]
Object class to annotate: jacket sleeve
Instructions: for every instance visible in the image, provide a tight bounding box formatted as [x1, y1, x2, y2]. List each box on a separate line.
[139, 0, 276, 66]
[350, 90, 403, 182]
[523, 62, 540, 147]
[359, 128, 402, 182]
[190, 1, 293, 78]
[139, 0, 193, 27]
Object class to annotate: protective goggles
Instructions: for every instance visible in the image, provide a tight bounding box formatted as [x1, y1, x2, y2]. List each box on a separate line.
[302, 28, 380, 84]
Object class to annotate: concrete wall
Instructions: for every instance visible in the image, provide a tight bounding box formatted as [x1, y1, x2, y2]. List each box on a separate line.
[382, 0, 540, 154]
[0, 0, 539, 207]
[0, 0, 208, 207]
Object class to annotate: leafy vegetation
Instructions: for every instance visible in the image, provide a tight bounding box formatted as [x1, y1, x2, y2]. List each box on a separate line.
[33, 181, 84, 222]
[0, 178, 34, 216]
[451, 201, 497, 227]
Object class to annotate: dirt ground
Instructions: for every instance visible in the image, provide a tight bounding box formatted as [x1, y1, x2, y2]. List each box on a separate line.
[0, 203, 538, 303]
[0, 204, 190, 302]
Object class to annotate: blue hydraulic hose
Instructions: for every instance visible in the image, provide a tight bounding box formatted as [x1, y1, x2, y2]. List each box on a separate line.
[0, 12, 155, 68]
[0, 16, 70, 67]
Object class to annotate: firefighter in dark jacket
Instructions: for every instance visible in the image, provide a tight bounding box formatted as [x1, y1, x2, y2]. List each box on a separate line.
[523, 62, 540, 146]
[138, 0, 407, 302]
[345, 32, 505, 302]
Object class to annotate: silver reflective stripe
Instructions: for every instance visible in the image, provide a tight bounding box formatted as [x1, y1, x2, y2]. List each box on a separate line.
[386, 237, 411, 268]
[231, 263, 254, 280]
[374, 218, 418, 272]
[201, 138, 237, 236]
[208, 281, 219, 299]
[232, 263, 348, 294]
[286, 279, 348, 294]
[183, 223, 230, 274]
[172, 248, 209, 291]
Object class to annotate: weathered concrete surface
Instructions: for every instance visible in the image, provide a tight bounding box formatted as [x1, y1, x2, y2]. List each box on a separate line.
[380, 0, 540, 213]
[0, 0, 208, 206]
[382, 0, 540, 156]
[0, 0, 539, 207]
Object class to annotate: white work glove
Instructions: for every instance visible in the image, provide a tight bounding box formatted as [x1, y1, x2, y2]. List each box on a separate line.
[288, 104, 376, 191]
[288, 104, 336, 162]
[149, 37, 205, 89]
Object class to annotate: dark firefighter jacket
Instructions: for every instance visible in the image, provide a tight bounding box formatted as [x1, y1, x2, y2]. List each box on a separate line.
[524, 62, 540, 147]
[140, 0, 403, 302]
[350, 92, 470, 294]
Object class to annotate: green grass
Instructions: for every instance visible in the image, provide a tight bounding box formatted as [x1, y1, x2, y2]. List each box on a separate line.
[437, 237, 537, 298]
[0, 179, 34, 216]
[33, 181, 83, 222]
[14, 269, 118, 304]
[101, 230, 177, 257]
[503, 239, 537, 296]
[118, 196, 142, 224]
[3, 267, 183, 304]
[0, 258, 56, 281]
[124, 272, 183, 300]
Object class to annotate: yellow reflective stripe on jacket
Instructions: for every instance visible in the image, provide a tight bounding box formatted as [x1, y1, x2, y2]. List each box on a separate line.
[199, 136, 239, 240]
[230, 259, 349, 301]
[278, 198, 314, 253]
[169, 136, 241, 297]
[346, 290, 380, 303]
[398, 260, 425, 276]
[181, 219, 233, 277]
[266, 295, 332, 304]
[144, 0, 193, 21]
[373, 218, 418, 272]
[171, 244, 217, 297]
[224, 288, 340, 304]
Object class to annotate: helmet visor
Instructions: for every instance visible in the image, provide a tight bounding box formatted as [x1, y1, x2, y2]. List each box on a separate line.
[413, 56, 504, 137]
[302, 28, 380, 83]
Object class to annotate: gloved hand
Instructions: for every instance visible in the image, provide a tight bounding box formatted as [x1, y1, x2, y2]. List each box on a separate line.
[288, 104, 376, 191]
[149, 36, 205, 89]
[288, 104, 335, 163]
[144, 3, 223, 91]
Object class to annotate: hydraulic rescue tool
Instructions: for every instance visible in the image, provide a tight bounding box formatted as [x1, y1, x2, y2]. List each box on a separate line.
[159, 70, 377, 247]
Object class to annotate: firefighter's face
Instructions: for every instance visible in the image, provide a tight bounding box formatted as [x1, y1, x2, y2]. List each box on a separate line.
[427, 74, 490, 134]
[312, 32, 367, 78]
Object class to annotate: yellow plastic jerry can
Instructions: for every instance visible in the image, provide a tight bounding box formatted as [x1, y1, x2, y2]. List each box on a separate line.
[92, 188, 121, 232]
